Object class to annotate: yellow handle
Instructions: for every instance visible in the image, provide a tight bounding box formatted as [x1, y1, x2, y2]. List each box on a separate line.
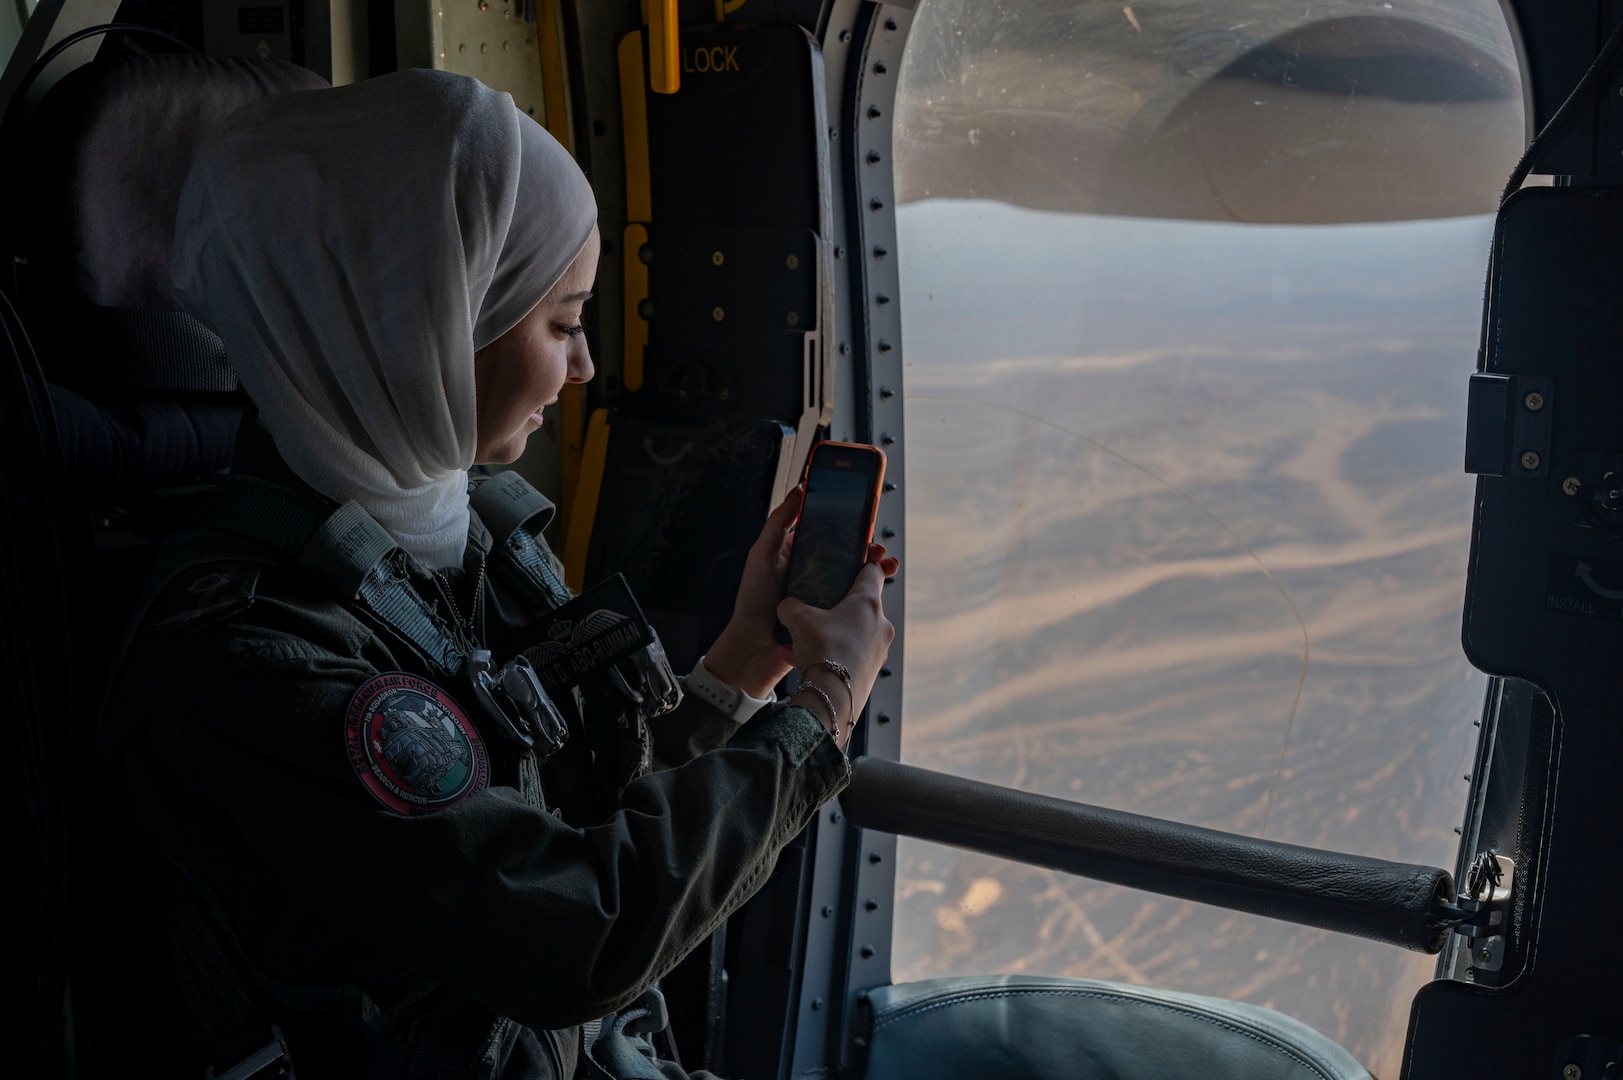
[564, 409, 612, 592]
[648, 0, 680, 95]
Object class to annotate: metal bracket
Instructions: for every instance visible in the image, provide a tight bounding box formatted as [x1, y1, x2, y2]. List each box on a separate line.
[1451, 851, 1515, 977]
[1552, 1034, 1623, 1080]
[205, 1023, 295, 1080]
[1465, 373, 1553, 478]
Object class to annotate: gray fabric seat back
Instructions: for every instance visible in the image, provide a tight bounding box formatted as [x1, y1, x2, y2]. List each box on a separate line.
[9, 53, 327, 494]
[863, 975, 1373, 1080]
[17, 52, 327, 393]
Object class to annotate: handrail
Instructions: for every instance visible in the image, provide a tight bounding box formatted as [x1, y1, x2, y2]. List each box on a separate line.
[842, 756, 1456, 954]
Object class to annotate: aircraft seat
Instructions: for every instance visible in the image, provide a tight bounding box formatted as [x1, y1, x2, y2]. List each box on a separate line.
[863, 975, 1372, 1080]
[0, 48, 327, 1074]
[11, 51, 326, 497]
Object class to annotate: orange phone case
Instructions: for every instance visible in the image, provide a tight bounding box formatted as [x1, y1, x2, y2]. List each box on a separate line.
[794, 440, 888, 542]
[780, 441, 888, 615]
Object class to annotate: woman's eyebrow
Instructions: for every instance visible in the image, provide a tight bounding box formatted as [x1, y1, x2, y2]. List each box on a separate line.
[557, 290, 594, 303]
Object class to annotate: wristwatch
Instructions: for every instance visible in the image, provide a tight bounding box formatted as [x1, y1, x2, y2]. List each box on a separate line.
[686, 655, 776, 723]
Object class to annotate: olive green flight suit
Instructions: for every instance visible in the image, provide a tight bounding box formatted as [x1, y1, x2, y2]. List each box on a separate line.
[101, 440, 849, 1079]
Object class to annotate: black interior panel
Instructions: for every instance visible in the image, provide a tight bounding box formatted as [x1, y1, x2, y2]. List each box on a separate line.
[590, 22, 830, 664]
[1405, 186, 1623, 1078]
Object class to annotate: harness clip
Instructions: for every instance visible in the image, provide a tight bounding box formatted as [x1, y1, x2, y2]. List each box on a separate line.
[205, 1023, 295, 1080]
[469, 650, 569, 758]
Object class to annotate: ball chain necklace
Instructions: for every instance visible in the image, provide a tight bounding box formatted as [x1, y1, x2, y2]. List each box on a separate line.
[430, 553, 487, 655]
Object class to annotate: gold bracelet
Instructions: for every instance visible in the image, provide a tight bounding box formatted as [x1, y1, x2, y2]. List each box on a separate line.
[792, 682, 839, 739]
[806, 658, 854, 713]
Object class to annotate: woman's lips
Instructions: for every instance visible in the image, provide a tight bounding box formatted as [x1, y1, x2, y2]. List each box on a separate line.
[527, 397, 558, 426]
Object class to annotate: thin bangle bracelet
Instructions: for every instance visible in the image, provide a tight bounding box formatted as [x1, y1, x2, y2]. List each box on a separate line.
[792, 682, 839, 739]
[805, 658, 854, 712]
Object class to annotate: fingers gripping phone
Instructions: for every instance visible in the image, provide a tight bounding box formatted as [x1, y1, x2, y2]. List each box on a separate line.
[776, 441, 887, 643]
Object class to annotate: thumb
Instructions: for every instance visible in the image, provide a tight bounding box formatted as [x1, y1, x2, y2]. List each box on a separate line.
[771, 485, 804, 526]
[757, 486, 804, 551]
[777, 594, 811, 623]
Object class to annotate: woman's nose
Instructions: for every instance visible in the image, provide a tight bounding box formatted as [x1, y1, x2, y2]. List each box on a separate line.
[567, 337, 595, 384]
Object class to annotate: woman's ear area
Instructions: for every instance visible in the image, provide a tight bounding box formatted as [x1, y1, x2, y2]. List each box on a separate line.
[565, 225, 602, 296]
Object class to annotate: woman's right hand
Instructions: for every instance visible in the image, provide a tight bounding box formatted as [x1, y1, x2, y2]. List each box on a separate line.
[776, 543, 900, 747]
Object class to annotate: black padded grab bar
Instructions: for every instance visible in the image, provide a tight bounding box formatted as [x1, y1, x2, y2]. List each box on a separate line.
[842, 756, 1456, 953]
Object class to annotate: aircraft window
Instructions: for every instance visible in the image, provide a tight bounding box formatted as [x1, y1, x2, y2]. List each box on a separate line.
[890, 0, 1525, 1073]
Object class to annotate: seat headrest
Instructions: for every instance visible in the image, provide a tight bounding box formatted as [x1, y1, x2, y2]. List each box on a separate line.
[23, 53, 328, 312]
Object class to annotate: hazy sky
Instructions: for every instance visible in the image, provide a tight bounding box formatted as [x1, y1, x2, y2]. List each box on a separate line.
[898, 199, 1495, 361]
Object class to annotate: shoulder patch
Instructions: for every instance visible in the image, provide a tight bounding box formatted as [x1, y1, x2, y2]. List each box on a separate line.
[151, 561, 261, 633]
[345, 673, 490, 815]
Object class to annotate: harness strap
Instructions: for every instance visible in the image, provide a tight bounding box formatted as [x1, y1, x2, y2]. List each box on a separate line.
[352, 555, 466, 676]
[578, 989, 671, 1080]
[470, 471, 572, 610]
[200, 477, 466, 676]
[166, 870, 296, 1080]
[402, 995, 508, 1080]
[299, 499, 397, 596]
[469, 468, 556, 544]
[202, 474, 328, 554]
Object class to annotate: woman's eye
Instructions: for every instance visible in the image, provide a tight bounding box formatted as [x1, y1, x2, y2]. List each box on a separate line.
[558, 322, 587, 337]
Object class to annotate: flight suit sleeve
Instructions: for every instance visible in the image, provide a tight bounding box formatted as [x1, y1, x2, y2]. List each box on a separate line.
[649, 681, 754, 767]
[151, 630, 847, 1034]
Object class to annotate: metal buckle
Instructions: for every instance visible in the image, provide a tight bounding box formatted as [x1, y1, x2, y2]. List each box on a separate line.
[205, 1023, 295, 1080]
[621, 986, 670, 1037]
[1451, 851, 1516, 978]
[607, 637, 682, 719]
[470, 649, 569, 757]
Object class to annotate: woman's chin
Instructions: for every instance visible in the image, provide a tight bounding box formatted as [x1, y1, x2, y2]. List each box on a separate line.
[474, 430, 530, 467]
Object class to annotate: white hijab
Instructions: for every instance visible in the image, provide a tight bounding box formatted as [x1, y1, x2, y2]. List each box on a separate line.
[173, 69, 597, 569]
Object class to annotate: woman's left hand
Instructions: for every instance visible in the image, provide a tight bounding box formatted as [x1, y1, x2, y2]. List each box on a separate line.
[699, 486, 803, 699]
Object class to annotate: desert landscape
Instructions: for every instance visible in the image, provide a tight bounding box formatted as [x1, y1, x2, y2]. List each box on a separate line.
[887, 1, 1523, 1073]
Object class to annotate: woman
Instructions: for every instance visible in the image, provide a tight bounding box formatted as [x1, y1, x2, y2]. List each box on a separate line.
[102, 68, 897, 1079]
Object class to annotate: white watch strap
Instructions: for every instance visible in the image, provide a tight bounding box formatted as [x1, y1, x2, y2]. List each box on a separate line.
[687, 655, 775, 723]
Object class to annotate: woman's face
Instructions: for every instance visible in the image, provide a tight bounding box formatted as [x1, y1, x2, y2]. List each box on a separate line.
[472, 227, 600, 464]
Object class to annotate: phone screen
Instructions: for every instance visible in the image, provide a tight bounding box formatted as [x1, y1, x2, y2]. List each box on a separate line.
[784, 445, 884, 610]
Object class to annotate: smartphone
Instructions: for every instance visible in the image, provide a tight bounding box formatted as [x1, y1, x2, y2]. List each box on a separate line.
[782, 441, 887, 613]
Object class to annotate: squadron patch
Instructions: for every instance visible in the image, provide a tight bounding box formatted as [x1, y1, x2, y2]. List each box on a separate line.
[522, 573, 655, 694]
[345, 673, 489, 815]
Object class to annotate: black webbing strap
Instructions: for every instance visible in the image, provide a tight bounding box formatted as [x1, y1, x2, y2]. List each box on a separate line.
[196, 475, 328, 555]
[470, 471, 571, 609]
[81, 307, 238, 393]
[166, 872, 294, 1080]
[201, 477, 466, 676]
[402, 994, 507, 1080]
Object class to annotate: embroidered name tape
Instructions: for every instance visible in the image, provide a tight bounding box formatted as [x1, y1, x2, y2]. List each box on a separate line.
[522, 573, 655, 694]
[345, 672, 490, 815]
